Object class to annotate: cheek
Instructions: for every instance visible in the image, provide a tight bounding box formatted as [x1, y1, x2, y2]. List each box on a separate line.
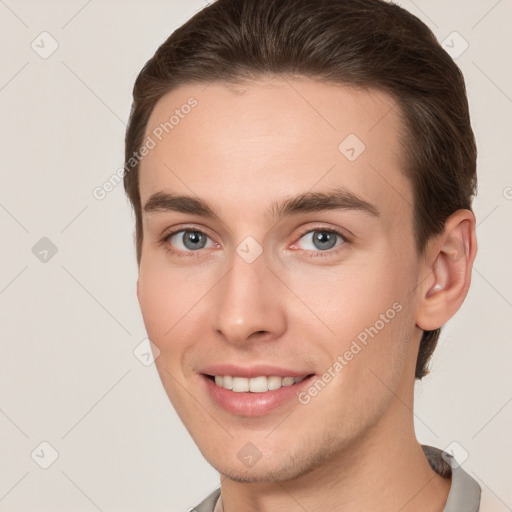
[287, 251, 414, 398]
[137, 254, 205, 332]
[137, 257, 221, 385]
[137, 272, 171, 339]
[137, 261, 206, 418]
[296, 299, 413, 436]
[137, 259, 193, 352]
[285, 253, 408, 343]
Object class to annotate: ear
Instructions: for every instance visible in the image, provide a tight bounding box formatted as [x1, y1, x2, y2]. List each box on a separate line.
[415, 209, 478, 331]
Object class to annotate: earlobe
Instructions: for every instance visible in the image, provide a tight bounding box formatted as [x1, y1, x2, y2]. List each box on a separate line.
[416, 209, 478, 331]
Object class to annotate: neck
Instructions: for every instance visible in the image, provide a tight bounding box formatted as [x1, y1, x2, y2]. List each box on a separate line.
[219, 369, 451, 512]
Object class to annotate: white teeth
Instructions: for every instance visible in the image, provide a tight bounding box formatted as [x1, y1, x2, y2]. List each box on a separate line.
[222, 375, 233, 390]
[212, 375, 307, 392]
[232, 377, 250, 392]
[281, 376, 295, 387]
[267, 376, 283, 390]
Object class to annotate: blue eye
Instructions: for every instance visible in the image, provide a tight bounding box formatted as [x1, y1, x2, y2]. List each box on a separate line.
[161, 226, 348, 259]
[166, 230, 214, 252]
[295, 228, 346, 253]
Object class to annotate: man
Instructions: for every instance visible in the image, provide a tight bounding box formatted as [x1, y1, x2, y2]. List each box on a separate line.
[123, 0, 483, 510]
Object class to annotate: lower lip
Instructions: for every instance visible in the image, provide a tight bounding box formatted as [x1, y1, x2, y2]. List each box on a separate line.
[201, 374, 315, 417]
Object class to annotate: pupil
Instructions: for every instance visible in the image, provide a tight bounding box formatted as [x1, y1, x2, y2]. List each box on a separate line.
[314, 231, 336, 250]
[184, 231, 206, 250]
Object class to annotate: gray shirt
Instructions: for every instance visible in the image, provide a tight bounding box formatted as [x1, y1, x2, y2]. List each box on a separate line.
[190, 444, 481, 511]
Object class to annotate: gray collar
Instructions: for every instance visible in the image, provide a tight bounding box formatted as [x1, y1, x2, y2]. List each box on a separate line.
[422, 444, 481, 511]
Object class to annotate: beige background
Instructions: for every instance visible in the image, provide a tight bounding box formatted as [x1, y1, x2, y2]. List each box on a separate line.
[0, 0, 511, 510]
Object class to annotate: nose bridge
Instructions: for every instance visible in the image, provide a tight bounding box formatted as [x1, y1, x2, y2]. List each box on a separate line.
[211, 245, 285, 343]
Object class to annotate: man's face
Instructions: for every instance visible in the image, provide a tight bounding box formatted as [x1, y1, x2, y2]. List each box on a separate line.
[137, 78, 424, 482]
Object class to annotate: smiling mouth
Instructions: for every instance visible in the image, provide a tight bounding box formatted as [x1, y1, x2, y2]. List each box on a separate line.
[205, 374, 314, 392]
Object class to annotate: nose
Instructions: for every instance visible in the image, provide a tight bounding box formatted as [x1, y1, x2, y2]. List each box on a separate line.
[210, 247, 287, 346]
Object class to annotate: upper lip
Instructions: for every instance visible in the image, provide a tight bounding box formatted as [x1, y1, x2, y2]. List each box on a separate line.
[199, 364, 314, 378]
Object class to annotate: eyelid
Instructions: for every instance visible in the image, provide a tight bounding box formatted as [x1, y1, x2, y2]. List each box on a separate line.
[293, 223, 353, 244]
[158, 224, 218, 259]
[288, 224, 349, 256]
[160, 223, 216, 242]
[160, 222, 352, 257]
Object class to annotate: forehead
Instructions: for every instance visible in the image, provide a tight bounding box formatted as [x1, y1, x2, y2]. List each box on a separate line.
[139, 77, 412, 224]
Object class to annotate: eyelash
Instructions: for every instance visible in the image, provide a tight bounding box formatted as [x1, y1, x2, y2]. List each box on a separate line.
[159, 224, 349, 259]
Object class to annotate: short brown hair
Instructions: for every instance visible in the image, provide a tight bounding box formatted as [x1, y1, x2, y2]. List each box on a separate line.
[123, 0, 477, 380]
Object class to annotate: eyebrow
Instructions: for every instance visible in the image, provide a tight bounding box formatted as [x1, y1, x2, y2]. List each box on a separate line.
[143, 186, 380, 221]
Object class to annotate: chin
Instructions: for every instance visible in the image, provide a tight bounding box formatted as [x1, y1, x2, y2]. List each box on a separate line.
[204, 446, 327, 484]
[214, 464, 303, 484]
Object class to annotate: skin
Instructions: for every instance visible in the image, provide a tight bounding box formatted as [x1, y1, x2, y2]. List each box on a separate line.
[135, 77, 477, 511]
